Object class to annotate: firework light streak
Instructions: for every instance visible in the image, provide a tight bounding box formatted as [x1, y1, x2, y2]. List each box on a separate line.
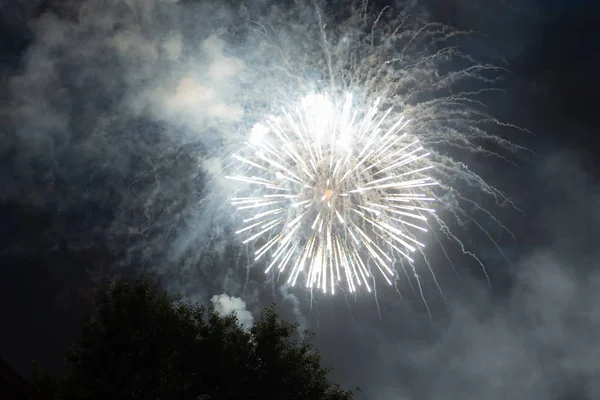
[226, 92, 438, 294]
[219, 0, 524, 300]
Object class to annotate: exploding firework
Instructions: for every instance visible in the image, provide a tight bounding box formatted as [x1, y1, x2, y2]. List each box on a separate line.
[227, 93, 437, 294]
[221, 0, 523, 300]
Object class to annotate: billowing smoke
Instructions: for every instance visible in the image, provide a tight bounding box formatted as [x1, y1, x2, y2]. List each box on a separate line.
[5, 0, 599, 399]
[3, 0, 524, 296]
[2, 0, 253, 299]
[2, 0, 523, 375]
[211, 294, 254, 329]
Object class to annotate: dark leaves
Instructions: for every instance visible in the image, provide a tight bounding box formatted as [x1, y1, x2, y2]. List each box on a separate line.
[34, 278, 357, 400]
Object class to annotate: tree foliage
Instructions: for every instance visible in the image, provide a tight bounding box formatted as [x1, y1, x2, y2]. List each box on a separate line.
[34, 278, 358, 400]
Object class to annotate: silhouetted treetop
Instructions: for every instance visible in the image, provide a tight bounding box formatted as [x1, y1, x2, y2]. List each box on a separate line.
[34, 278, 358, 400]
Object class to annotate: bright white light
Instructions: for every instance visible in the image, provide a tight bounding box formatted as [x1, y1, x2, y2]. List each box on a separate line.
[227, 92, 437, 294]
[249, 123, 269, 146]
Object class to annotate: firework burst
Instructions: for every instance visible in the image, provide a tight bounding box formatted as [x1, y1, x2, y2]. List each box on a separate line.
[218, 0, 524, 303]
[227, 92, 438, 294]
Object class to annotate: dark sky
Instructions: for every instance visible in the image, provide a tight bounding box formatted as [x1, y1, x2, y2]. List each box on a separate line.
[1, 0, 600, 399]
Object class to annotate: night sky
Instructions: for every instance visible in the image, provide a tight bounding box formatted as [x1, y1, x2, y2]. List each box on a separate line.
[1, 0, 600, 399]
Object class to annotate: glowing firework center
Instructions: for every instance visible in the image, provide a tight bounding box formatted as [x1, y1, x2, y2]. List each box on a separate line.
[227, 93, 437, 294]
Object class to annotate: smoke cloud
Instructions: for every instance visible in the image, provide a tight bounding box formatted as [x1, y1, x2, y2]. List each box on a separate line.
[310, 152, 600, 400]
[211, 294, 254, 329]
[2, 1, 598, 399]
[1, 0, 257, 301]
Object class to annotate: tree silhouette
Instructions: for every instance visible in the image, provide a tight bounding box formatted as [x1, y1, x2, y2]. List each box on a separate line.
[34, 278, 358, 400]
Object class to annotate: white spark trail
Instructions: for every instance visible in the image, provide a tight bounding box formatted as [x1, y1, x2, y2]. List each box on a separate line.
[219, 0, 526, 302]
[226, 93, 435, 294]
